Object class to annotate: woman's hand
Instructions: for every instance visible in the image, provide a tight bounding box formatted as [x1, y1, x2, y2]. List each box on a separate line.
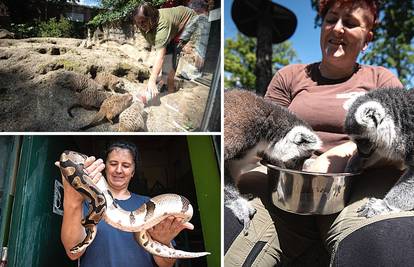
[147, 81, 159, 99]
[56, 156, 105, 204]
[148, 216, 194, 245]
[303, 141, 357, 173]
[84, 157, 105, 184]
[151, 216, 190, 266]
[146, 47, 167, 99]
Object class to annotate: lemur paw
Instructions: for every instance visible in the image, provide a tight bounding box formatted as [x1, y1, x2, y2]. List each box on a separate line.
[227, 197, 256, 235]
[357, 198, 398, 218]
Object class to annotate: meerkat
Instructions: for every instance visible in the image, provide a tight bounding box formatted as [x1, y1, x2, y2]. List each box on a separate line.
[224, 89, 322, 233]
[64, 72, 103, 92]
[94, 72, 125, 93]
[80, 93, 133, 130]
[118, 101, 147, 132]
[345, 87, 414, 218]
[67, 88, 112, 117]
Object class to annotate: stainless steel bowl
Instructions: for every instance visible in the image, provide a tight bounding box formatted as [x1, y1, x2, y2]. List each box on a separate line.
[264, 161, 359, 215]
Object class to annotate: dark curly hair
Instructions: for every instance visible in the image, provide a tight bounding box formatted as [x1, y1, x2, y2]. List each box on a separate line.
[105, 140, 139, 170]
[319, 0, 380, 29]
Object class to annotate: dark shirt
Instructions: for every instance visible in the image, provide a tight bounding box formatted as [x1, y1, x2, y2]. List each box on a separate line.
[80, 193, 154, 267]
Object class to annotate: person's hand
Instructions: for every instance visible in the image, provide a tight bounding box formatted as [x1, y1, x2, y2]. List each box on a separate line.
[147, 80, 159, 99]
[303, 155, 333, 173]
[304, 153, 353, 173]
[302, 142, 357, 173]
[148, 216, 194, 245]
[84, 157, 105, 184]
[56, 156, 105, 204]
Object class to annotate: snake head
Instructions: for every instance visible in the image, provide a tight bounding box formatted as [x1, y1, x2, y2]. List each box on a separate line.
[60, 150, 88, 166]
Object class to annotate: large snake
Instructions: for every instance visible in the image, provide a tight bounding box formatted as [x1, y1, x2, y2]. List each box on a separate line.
[58, 150, 210, 258]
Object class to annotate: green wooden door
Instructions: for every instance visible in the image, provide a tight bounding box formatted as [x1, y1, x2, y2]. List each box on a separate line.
[7, 136, 77, 267]
[0, 136, 22, 252]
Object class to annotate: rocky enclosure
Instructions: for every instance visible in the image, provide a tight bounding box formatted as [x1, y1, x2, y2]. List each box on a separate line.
[0, 37, 209, 132]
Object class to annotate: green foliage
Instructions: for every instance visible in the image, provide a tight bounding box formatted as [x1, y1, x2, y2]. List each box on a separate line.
[9, 23, 38, 38]
[88, 0, 166, 28]
[38, 17, 74, 37]
[224, 33, 256, 89]
[9, 18, 82, 39]
[361, 1, 414, 87]
[310, 0, 414, 87]
[224, 33, 299, 89]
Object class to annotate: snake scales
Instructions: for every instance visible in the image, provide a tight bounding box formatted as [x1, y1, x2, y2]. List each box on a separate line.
[58, 150, 210, 258]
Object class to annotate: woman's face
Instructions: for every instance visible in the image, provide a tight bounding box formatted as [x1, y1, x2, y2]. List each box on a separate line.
[105, 148, 135, 191]
[133, 8, 152, 33]
[320, 2, 374, 65]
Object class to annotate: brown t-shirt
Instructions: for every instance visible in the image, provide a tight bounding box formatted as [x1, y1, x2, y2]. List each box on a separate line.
[265, 63, 403, 154]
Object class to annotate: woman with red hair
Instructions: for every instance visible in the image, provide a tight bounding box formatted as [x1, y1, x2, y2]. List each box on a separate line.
[225, 1, 414, 266]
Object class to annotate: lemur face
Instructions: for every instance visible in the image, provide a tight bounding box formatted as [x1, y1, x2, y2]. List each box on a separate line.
[267, 125, 322, 169]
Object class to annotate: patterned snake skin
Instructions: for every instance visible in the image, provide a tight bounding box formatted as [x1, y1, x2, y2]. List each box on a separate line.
[58, 150, 210, 258]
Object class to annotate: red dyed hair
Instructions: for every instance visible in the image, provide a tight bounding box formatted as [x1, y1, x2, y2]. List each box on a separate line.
[319, 0, 379, 29]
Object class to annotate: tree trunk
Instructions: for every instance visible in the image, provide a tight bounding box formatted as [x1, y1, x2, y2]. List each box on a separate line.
[255, 1, 272, 96]
[45, 2, 48, 21]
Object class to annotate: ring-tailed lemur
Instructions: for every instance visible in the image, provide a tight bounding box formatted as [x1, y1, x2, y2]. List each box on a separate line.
[345, 87, 414, 218]
[224, 89, 322, 233]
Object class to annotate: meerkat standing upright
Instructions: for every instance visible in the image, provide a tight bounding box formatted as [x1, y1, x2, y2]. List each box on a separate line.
[224, 89, 321, 232]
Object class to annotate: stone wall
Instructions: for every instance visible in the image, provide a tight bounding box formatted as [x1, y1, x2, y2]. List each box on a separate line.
[91, 21, 217, 80]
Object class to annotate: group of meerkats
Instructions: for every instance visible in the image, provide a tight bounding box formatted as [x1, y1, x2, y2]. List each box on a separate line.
[67, 72, 147, 132]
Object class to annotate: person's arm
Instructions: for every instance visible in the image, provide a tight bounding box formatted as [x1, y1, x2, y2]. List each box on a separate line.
[377, 66, 404, 89]
[59, 156, 105, 260]
[147, 47, 167, 97]
[149, 216, 194, 267]
[303, 141, 357, 173]
[60, 175, 86, 260]
[264, 66, 294, 107]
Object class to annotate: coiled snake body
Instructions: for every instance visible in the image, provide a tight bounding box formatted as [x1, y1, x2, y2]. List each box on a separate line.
[58, 150, 210, 258]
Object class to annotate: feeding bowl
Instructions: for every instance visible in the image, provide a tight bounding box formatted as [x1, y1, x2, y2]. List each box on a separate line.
[264, 161, 359, 215]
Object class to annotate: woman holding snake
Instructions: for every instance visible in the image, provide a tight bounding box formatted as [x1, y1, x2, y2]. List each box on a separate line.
[59, 141, 192, 267]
